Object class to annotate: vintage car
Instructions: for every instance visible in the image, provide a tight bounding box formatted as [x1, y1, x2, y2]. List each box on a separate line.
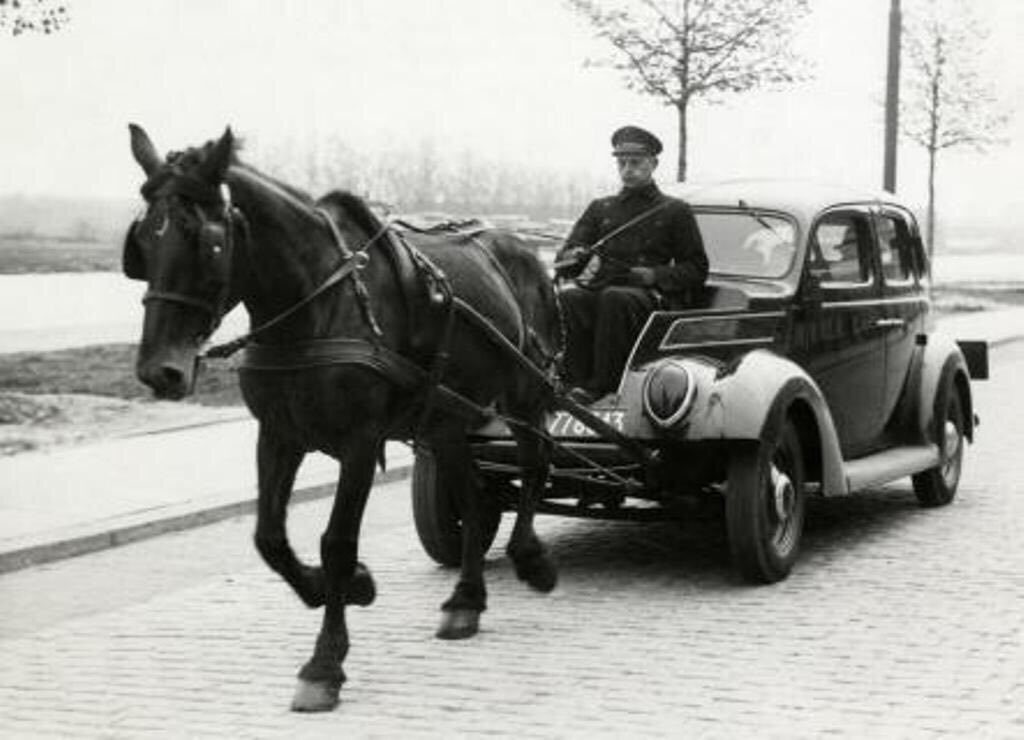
[411, 179, 989, 584]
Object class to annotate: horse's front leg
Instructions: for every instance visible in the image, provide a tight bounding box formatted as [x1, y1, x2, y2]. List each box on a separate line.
[253, 425, 326, 608]
[506, 419, 558, 593]
[436, 434, 488, 640]
[291, 435, 379, 713]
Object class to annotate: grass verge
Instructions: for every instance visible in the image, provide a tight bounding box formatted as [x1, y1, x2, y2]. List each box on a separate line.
[0, 343, 244, 407]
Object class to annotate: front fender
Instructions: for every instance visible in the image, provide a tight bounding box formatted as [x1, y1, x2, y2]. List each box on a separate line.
[621, 350, 846, 495]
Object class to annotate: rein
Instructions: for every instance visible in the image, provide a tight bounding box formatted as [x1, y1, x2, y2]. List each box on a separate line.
[204, 212, 391, 359]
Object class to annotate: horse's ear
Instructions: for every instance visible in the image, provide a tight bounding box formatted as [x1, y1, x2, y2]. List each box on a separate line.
[129, 123, 162, 176]
[199, 126, 234, 184]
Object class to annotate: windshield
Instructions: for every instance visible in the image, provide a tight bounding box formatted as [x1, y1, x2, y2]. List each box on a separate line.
[694, 211, 797, 279]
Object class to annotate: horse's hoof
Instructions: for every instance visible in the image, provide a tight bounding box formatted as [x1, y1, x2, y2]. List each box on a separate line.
[513, 553, 558, 593]
[290, 678, 340, 713]
[524, 559, 558, 593]
[347, 563, 376, 607]
[436, 609, 480, 640]
[298, 566, 326, 609]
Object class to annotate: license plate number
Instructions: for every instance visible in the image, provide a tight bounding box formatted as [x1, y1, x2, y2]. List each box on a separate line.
[547, 409, 625, 437]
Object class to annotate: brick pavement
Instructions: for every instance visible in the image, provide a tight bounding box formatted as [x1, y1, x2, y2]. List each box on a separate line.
[1, 344, 1023, 736]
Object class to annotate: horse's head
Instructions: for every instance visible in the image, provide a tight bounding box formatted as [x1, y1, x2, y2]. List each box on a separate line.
[124, 124, 242, 399]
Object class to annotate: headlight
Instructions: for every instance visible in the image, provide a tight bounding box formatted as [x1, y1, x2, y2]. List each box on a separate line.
[642, 360, 697, 428]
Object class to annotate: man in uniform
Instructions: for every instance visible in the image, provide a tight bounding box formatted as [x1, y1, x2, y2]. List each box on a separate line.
[556, 125, 708, 404]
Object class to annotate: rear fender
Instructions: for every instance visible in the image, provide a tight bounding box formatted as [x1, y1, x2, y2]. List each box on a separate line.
[915, 332, 975, 443]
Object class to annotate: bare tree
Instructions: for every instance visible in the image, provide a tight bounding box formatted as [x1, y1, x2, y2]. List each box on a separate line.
[900, 0, 1009, 257]
[0, 0, 69, 35]
[566, 0, 810, 181]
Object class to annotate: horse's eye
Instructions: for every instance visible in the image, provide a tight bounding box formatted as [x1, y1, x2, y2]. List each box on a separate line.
[154, 214, 170, 238]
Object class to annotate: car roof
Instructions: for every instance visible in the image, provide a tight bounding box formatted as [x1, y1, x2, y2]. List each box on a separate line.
[663, 178, 916, 224]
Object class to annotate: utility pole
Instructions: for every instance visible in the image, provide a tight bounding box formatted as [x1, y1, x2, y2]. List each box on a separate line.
[883, 0, 902, 193]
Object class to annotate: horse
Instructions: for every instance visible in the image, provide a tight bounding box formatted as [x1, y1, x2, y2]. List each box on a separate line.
[123, 124, 562, 712]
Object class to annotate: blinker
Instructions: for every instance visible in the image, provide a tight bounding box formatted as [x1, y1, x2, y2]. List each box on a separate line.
[122, 220, 147, 280]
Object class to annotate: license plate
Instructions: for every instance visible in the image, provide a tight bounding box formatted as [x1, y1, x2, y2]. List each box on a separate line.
[547, 409, 626, 437]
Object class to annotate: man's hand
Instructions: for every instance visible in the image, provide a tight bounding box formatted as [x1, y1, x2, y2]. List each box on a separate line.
[628, 266, 656, 287]
[556, 246, 587, 265]
[554, 246, 590, 278]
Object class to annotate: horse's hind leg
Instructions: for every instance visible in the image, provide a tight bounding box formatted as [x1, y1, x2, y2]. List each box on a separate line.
[436, 433, 488, 640]
[506, 420, 558, 593]
[253, 426, 328, 608]
[292, 436, 379, 712]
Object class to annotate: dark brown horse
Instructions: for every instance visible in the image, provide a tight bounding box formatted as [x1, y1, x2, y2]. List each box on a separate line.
[124, 124, 561, 711]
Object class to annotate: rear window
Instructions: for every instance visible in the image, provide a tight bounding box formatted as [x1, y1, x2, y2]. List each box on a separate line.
[877, 213, 916, 284]
[694, 211, 797, 279]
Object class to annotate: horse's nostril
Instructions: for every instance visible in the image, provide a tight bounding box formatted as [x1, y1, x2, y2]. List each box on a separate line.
[159, 365, 185, 388]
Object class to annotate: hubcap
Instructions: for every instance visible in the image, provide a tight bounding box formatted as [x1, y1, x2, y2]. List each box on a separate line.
[767, 461, 800, 553]
[770, 465, 795, 522]
[941, 419, 962, 487]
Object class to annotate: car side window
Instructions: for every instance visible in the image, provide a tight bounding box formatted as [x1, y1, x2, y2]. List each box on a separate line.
[877, 213, 914, 284]
[808, 213, 873, 287]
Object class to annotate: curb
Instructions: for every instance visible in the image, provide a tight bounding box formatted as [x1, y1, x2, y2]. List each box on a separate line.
[0, 462, 414, 575]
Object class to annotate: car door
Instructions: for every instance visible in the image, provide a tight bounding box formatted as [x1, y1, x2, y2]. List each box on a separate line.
[791, 206, 887, 458]
[874, 206, 929, 428]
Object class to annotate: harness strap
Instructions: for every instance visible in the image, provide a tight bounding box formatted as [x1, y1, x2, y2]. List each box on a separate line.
[451, 295, 650, 463]
[143, 289, 219, 316]
[241, 338, 422, 384]
[240, 338, 491, 425]
[204, 257, 364, 359]
[204, 220, 390, 359]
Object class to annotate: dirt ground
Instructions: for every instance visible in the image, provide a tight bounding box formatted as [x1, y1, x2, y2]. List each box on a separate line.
[0, 392, 246, 456]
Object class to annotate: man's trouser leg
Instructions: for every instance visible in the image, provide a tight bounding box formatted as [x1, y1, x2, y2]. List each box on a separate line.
[558, 285, 598, 387]
[591, 286, 658, 393]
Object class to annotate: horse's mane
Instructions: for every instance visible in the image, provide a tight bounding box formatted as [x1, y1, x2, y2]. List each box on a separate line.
[235, 162, 314, 205]
[317, 190, 385, 237]
[142, 136, 246, 201]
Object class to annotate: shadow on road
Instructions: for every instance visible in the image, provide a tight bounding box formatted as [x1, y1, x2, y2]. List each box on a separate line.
[508, 484, 928, 590]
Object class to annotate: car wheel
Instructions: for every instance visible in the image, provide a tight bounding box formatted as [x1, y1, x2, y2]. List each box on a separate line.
[726, 419, 806, 584]
[411, 447, 502, 567]
[912, 386, 964, 507]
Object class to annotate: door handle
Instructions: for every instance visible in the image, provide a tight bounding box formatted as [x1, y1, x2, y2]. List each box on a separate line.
[873, 317, 906, 329]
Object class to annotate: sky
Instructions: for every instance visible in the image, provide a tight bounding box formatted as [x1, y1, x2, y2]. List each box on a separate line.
[2, 0, 1022, 226]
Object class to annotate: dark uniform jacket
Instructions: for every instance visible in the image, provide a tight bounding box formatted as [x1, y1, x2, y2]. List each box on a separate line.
[557, 182, 708, 303]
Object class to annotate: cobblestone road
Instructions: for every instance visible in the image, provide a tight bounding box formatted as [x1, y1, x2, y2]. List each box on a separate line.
[2, 345, 1023, 738]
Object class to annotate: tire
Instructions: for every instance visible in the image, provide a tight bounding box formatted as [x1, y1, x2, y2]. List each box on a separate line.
[912, 386, 964, 507]
[411, 447, 502, 567]
[726, 419, 806, 584]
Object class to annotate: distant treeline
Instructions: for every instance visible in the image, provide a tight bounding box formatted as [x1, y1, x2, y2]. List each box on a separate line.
[0, 195, 136, 243]
[0, 144, 612, 243]
[255, 138, 614, 221]
[0, 138, 1014, 254]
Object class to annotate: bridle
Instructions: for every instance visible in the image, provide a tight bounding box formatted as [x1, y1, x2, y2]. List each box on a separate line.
[133, 182, 242, 336]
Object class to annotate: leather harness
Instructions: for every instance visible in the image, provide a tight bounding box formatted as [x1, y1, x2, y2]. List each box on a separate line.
[204, 202, 539, 429]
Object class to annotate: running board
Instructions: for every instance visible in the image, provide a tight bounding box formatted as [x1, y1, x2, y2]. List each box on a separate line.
[842, 444, 940, 494]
